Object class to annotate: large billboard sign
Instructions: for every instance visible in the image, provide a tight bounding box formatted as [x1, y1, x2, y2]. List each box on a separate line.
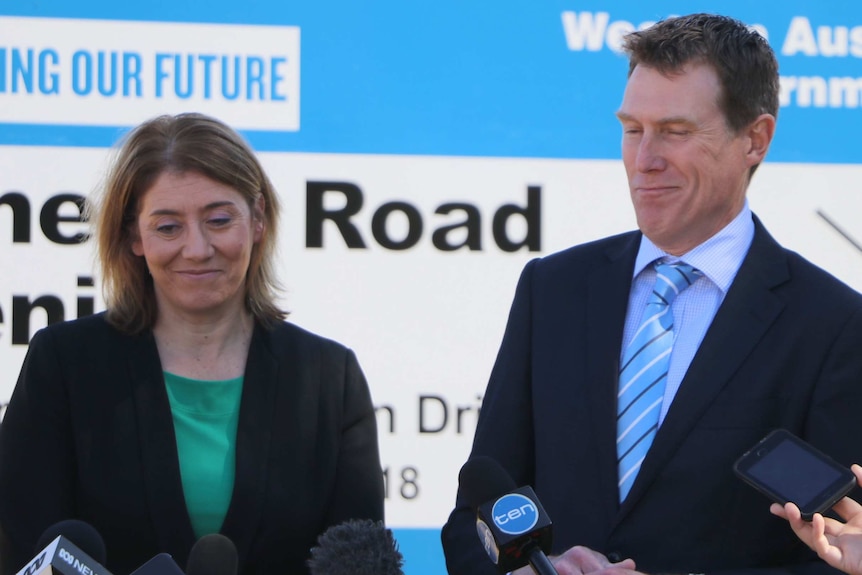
[2, 2, 861, 573]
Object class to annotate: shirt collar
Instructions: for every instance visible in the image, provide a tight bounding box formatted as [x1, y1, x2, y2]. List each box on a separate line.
[633, 201, 755, 294]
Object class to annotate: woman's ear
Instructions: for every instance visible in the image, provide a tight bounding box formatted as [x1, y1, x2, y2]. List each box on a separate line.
[131, 225, 144, 256]
[253, 196, 266, 242]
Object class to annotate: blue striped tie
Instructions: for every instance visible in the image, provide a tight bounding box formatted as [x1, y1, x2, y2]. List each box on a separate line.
[617, 261, 701, 501]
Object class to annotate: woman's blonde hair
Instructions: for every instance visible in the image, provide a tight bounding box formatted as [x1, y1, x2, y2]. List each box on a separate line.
[89, 112, 286, 333]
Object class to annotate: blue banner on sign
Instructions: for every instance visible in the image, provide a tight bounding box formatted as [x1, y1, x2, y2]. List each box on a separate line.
[2, 1, 861, 163]
[393, 528, 446, 575]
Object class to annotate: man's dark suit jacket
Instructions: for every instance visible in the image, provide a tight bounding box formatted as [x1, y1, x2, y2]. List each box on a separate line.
[0, 313, 384, 575]
[442, 217, 862, 575]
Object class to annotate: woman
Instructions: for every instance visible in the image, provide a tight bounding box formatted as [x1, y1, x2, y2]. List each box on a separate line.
[0, 113, 384, 575]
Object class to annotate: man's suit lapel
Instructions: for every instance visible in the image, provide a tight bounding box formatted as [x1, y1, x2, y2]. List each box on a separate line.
[617, 218, 791, 517]
[128, 332, 197, 564]
[585, 234, 641, 519]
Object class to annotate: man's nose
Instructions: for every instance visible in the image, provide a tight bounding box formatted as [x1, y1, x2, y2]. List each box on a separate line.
[636, 134, 668, 173]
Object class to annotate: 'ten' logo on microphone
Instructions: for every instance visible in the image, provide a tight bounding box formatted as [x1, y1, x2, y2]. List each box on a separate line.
[491, 493, 539, 535]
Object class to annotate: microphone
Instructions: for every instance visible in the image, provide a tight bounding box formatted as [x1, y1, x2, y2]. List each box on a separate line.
[16, 519, 112, 575]
[129, 553, 184, 575]
[307, 519, 404, 575]
[459, 456, 558, 575]
[33, 519, 107, 565]
[128, 534, 238, 575]
[186, 534, 238, 575]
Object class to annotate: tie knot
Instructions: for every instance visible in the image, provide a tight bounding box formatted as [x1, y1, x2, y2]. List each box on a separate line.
[651, 261, 701, 308]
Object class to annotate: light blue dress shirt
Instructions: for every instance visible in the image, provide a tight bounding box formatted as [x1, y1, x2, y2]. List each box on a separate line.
[621, 202, 755, 425]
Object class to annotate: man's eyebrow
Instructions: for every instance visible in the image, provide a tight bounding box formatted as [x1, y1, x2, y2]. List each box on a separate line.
[614, 112, 694, 126]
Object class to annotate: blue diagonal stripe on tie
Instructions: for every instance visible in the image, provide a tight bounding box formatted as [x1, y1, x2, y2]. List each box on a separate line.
[616, 261, 701, 501]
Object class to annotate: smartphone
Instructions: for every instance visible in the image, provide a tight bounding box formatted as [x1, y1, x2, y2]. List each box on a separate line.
[734, 428, 857, 521]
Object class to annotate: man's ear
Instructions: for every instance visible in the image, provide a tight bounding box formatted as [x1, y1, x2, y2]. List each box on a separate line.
[745, 113, 776, 166]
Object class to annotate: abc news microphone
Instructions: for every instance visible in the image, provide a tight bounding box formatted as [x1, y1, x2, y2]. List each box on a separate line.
[15, 520, 111, 575]
[14, 520, 238, 575]
[460, 456, 559, 575]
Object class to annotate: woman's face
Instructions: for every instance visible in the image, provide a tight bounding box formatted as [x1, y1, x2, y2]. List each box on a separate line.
[131, 170, 263, 320]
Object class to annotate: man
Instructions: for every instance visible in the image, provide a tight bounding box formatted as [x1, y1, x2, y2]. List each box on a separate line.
[442, 13, 862, 575]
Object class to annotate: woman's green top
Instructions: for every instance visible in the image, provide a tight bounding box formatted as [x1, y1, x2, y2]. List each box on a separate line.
[163, 371, 242, 539]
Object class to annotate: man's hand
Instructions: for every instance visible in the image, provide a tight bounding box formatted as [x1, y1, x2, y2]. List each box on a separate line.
[512, 545, 640, 575]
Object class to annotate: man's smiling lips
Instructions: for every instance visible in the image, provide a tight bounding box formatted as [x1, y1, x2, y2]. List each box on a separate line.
[633, 185, 679, 196]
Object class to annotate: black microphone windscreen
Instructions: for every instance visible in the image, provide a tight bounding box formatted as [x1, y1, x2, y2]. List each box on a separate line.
[459, 456, 517, 511]
[186, 534, 238, 575]
[34, 519, 107, 565]
[308, 519, 404, 575]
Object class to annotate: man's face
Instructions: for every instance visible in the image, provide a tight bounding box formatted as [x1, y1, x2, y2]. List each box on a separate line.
[616, 63, 758, 255]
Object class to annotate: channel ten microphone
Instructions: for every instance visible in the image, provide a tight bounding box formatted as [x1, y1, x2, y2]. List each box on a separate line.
[460, 456, 559, 575]
[16, 519, 113, 575]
